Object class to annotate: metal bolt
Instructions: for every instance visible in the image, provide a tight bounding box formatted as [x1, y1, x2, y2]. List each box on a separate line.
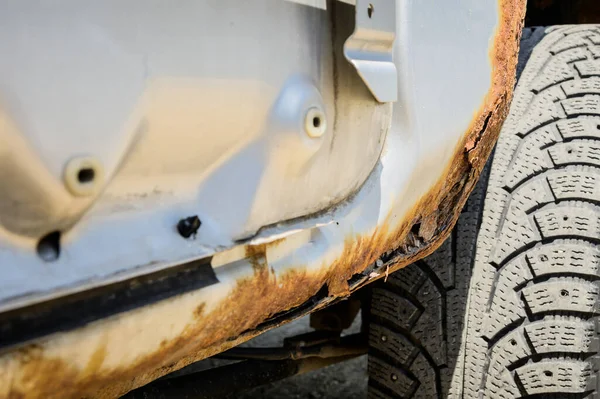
[304, 107, 327, 138]
[391, 373, 398, 382]
[177, 216, 201, 239]
[380, 335, 388, 342]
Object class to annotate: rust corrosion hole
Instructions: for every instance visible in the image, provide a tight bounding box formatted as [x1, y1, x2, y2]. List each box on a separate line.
[411, 222, 421, 235]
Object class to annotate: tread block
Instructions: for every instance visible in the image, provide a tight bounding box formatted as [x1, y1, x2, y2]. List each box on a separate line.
[576, 60, 600, 78]
[368, 385, 395, 399]
[423, 239, 455, 290]
[562, 95, 600, 117]
[515, 359, 593, 395]
[548, 166, 600, 202]
[548, 139, 600, 167]
[549, 31, 594, 54]
[368, 356, 417, 397]
[483, 369, 519, 399]
[387, 265, 426, 294]
[483, 259, 532, 339]
[371, 287, 423, 330]
[534, 202, 600, 239]
[589, 32, 600, 46]
[530, 47, 587, 93]
[525, 318, 597, 354]
[590, 45, 600, 59]
[514, 88, 565, 136]
[522, 279, 599, 315]
[411, 354, 437, 399]
[370, 323, 419, 367]
[506, 177, 555, 215]
[488, 330, 531, 369]
[490, 211, 539, 266]
[556, 116, 600, 140]
[504, 125, 558, 189]
[562, 77, 600, 96]
[526, 241, 600, 278]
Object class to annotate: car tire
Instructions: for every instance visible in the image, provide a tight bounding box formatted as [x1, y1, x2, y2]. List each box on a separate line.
[368, 25, 600, 398]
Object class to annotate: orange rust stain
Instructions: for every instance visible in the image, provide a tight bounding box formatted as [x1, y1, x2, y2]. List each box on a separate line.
[193, 303, 206, 320]
[11, 346, 79, 399]
[83, 343, 107, 378]
[6, 1, 526, 398]
[244, 243, 267, 271]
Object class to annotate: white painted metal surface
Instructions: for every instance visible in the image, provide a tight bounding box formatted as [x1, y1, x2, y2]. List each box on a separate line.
[0, 0, 390, 310]
[0, 0, 493, 314]
[344, 0, 398, 102]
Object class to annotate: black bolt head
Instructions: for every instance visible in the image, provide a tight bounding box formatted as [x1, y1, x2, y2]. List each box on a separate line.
[177, 215, 201, 239]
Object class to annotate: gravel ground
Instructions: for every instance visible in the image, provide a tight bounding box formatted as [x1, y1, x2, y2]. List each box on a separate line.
[239, 355, 367, 399]
[237, 316, 367, 399]
[171, 314, 368, 398]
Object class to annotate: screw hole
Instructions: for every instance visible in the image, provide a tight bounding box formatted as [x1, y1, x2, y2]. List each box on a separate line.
[37, 231, 61, 262]
[304, 107, 327, 138]
[561, 289, 569, 297]
[544, 370, 553, 377]
[539, 254, 548, 262]
[77, 168, 95, 184]
[64, 156, 103, 197]
[563, 216, 569, 221]
[367, 3, 374, 18]
[510, 339, 517, 346]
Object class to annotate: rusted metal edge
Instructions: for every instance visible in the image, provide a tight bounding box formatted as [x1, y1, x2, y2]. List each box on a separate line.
[0, 1, 526, 398]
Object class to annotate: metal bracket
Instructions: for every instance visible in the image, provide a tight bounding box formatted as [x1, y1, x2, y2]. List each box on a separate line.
[343, 0, 398, 103]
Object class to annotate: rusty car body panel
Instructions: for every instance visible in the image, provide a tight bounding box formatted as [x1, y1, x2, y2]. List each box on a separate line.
[0, 0, 525, 397]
